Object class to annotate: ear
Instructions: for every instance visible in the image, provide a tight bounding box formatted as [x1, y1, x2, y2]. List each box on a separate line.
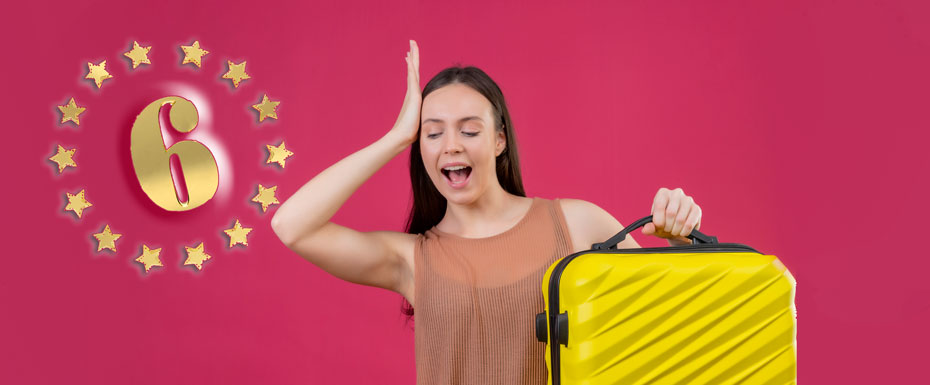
[495, 129, 506, 157]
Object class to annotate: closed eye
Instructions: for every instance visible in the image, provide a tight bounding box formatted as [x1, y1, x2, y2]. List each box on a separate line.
[427, 132, 477, 139]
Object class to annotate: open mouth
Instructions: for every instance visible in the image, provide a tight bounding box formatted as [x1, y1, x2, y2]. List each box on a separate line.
[441, 166, 472, 187]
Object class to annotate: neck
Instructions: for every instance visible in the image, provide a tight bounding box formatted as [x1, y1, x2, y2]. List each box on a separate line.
[438, 186, 532, 238]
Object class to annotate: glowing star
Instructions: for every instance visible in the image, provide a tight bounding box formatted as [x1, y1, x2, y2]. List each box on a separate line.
[64, 189, 92, 218]
[222, 60, 250, 88]
[181, 40, 209, 68]
[265, 141, 294, 168]
[93, 225, 122, 252]
[252, 94, 280, 122]
[58, 98, 86, 125]
[183, 242, 213, 270]
[48, 145, 77, 173]
[85, 60, 112, 88]
[123, 41, 152, 69]
[135, 244, 163, 272]
[251, 184, 280, 212]
[224, 219, 253, 247]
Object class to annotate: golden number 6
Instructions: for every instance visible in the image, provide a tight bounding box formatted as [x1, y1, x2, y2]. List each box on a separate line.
[130, 96, 218, 211]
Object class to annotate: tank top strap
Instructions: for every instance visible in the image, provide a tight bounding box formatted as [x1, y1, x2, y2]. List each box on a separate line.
[547, 197, 575, 252]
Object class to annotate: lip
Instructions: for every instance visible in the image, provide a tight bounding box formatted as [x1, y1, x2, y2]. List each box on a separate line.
[441, 162, 471, 169]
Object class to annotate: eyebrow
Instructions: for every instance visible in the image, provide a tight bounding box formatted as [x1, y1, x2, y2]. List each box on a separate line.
[422, 116, 485, 125]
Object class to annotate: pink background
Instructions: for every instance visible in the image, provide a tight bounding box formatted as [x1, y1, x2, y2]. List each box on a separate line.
[2, 0, 929, 383]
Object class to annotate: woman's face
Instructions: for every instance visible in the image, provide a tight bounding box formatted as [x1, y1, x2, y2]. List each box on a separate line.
[420, 83, 506, 205]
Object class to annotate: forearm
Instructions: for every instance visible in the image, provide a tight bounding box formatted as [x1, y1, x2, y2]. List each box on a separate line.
[271, 131, 409, 244]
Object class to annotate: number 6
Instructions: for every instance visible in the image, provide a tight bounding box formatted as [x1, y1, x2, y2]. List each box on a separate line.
[130, 96, 218, 211]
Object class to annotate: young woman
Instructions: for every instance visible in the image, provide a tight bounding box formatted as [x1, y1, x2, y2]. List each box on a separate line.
[271, 40, 703, 384]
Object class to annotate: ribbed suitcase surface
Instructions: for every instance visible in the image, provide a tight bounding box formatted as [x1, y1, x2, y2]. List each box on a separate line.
[537, 217, 797, 385]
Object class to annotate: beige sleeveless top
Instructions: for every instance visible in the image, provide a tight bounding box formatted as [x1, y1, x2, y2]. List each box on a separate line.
[413, 197, 574, 385]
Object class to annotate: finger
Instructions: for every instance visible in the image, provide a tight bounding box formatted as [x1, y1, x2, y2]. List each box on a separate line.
[671, 198, 692, 237]
[407, 55, 418, 88]
[642, 222, 654, 235]
[664, 191, 680, 233]
[652, 188, 669, 230]
[410, 40, 420, 82]
[406, 56, 416, 89]
[682, 204, 701, 237]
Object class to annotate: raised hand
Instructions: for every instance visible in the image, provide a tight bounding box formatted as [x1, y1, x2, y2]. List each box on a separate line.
[642, 187, 702, 245]
[388, 40, 421, 146]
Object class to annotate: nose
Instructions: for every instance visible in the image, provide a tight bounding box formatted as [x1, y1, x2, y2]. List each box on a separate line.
[442, 131, 464, 154]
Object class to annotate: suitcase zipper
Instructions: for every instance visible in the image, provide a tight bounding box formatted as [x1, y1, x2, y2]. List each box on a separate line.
[584, 243, 760, 255]
[545, 243, 762, 385]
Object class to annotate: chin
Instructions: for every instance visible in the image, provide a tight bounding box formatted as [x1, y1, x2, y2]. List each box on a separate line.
[440, 189, 473, 203]
[437, 184, 481, 206]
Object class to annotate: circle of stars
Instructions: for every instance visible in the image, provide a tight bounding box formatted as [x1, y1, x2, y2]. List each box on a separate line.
[49, 39, 294, 275]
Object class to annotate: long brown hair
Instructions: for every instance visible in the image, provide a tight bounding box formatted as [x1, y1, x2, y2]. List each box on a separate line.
[400, 66, 526, 326]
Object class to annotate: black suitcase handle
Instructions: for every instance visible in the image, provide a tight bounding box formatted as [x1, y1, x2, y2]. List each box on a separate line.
[591, 215, 718, 250]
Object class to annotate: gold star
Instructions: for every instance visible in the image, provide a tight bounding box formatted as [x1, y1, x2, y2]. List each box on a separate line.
[57, 98, 86, 125]
[181, 40, 209, 68]
[183, 242, 213, 270]
[252, 94, 280, 122]
[251, 184, 280, 212]
[123, 41, 152, 69]
[64, 189, 92, 218]
[222, 60, 250, 88]
[135, 244, 163, 272]
[93, 225, 122, 252]
[224, 219, 253, 247]
[85, 60, 112, 88]
[265, 141, 294, 168]
[48, 145, 77, 173]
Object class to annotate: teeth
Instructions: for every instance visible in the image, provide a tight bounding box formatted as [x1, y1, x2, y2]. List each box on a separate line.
[443, 165, 468, 171]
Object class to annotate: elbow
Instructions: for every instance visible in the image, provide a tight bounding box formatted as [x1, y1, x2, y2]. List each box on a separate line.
[270, 211, 297, 247]
[271, 208, 325, 249]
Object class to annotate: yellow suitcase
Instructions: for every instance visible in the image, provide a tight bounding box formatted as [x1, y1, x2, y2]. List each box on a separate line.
[535, 215, 797, 384]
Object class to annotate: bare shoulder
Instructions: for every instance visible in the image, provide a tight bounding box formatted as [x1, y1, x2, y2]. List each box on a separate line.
[557, 198, 641, 251]
[557, 198, 608, 222]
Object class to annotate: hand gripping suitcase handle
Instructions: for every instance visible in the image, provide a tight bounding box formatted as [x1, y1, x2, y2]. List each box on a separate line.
[591, 215, 718, 250]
